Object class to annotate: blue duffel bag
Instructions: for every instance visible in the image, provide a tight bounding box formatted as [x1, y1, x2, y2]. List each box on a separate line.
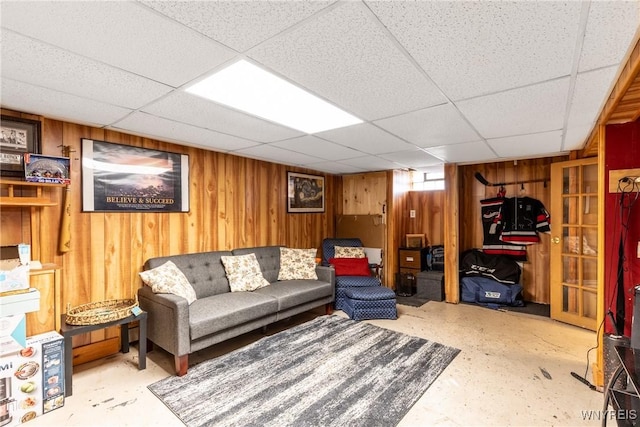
[460, 276, 524, 308]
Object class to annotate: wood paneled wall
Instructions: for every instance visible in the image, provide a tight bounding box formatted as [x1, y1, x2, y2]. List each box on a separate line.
[404, 190, 445, 245]
[458, 157, 567, 303]
[1, 110, 340, 353]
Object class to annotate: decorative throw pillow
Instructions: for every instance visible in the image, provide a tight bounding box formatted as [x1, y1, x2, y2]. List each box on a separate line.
[220, 253, 270, 292]
[139, 261, 197, 304]
[328, 257, 371, 276]
[278, 248, 318, 281]
[334, 246, 366, 258]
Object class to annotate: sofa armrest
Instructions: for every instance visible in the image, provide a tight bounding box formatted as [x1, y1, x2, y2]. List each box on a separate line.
[137, 286, 191, 357]
[315, 265, 335, 299]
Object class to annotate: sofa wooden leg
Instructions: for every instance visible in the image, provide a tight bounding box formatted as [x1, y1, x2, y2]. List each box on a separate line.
[146, 339, 154, 352]
[175, 355, 188, 376]
[325, 303, 334, 315]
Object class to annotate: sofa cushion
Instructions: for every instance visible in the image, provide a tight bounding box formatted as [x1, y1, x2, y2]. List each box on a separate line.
[144, 251, 232, 299]
[255, 280, 333, 311]
[221, 253, 270, 292]
[277, 248, 318, 281]
[334, 246, 365, 258]
[232, 246, 281, 283]
[139, 261, 197, 304]
[189, 292, 278, 339]
[329, 257, 371, 276]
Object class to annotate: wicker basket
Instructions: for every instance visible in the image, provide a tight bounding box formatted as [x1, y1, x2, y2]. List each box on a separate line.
[65, 298, 139, 325]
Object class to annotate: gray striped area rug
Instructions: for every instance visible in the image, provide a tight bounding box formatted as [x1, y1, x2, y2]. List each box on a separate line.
[148, 315, 460, 427]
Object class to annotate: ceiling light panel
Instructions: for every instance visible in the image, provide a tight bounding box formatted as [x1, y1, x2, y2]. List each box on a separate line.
[142, 91, 303, 143]
[186, 60, 362, 134]
[247, 1, 447, 121]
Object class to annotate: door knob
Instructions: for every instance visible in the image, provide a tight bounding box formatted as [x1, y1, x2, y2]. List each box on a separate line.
[552, 237, 560, 244]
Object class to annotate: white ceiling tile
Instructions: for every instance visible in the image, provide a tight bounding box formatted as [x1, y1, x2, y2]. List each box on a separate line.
[337, 155, 404, 171]
[306, 161, 366, 175]
[248, 1, 446, 121]
[487, 130, 563, 158]
[374, 103, 480, 147]
[563, 125, 593, 152]
[111, 112, 259, 152]
[271, 136, 362, 161]
[457, 78, 570, 139]
[1, 78, 133, 127]
[1, 30, 172, 109]
[423, 141, 496, 164]
[140, 0, 336, 53]
[316, 123, 415, 154]
[0, 1, 236, 88]
[578, 1, 640, 72]
[368, 1, 581, 100]
[234, 144, 323, 167]
[378, 149, 442, 169]
[567, 66, 618, 129]
[142, 92, 303, 143]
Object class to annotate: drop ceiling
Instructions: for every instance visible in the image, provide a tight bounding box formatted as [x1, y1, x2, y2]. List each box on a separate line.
[1, 1, 638, 175]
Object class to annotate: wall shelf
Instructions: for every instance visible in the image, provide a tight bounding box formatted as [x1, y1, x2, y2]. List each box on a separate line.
[0, 178, 65, 207]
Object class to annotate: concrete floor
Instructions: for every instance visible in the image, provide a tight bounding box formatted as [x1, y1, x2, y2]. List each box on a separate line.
[33, 301, 602, 426]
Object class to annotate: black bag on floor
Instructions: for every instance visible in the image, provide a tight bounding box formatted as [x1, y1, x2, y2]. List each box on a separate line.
[460, 249, 521, 285]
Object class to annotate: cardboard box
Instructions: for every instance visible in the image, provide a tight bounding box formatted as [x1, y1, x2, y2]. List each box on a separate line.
[0, 289, 40, 317]
[0, 260, 29, 293]
[0, 331, 65, 426]
[0, 314, 26, 353]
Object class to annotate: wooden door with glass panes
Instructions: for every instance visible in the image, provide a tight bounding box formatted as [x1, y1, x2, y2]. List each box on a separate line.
[550, 158, 598, 330]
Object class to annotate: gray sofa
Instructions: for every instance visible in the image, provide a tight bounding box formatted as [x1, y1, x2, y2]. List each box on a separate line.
[137, 246, 335, 376]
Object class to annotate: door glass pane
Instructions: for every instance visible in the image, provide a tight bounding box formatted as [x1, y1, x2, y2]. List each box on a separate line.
[563, 166, 579, 195]
[583, 164, 598, 193]
[583, 290, 597, 319]
[582, 195, 598, 225]
[563, 256, 579, 284]
[563, 227, 581, 254]
[583, 228, 598, 255]
[563, 197, 579, 224]
[583, 258, 597, 288]
[563, 285, 578, 314]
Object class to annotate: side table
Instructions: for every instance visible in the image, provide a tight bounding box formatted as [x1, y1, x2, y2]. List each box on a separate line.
[603, 345, 640, 426]
[60, 311, 147, 397]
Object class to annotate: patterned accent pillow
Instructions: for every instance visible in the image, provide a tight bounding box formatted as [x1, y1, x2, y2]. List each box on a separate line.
[139, 261, 197, 304]
[334, 246, 366, 258]
[220, 253, 270, 292]
[277, 248, 318, 281]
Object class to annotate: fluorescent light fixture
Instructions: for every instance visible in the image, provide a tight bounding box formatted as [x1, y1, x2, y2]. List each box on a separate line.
[185, 60, 362, 134]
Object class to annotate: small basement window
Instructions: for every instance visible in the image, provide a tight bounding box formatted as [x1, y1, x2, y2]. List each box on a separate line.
[411, 167, 445, 191]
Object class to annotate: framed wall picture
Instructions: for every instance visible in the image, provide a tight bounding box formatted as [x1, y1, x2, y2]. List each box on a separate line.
[0, 116, 41, 177]
[405, 234, 426, 248]
[287, 171, 325, 213]
[81, 139, 189, 212]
